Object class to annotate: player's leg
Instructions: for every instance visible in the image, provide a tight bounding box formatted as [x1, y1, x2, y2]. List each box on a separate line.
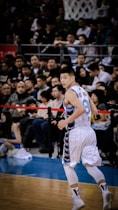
[85, 165, 112, 210]
[63, 164, 85, 210]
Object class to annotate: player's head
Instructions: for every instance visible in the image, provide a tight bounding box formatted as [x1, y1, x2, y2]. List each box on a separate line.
[60, 66, 76, 89]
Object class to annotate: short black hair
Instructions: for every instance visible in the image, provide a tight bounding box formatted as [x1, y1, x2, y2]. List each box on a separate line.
[60, 66, 75, 75]
[40, 90, 51, 101]
[88, 62, 99, 71]
[52, 84, 64, 92]
[37, 74, 47, 81]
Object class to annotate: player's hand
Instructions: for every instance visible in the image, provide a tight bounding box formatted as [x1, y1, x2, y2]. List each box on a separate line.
[57, 119, 67, 130]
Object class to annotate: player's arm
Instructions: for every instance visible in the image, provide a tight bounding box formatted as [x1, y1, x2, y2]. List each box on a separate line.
[65, 89, 86, 123]
[58, 89, 85, 130]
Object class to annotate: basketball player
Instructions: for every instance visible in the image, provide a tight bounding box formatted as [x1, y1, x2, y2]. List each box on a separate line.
[57, 66, 113, 210]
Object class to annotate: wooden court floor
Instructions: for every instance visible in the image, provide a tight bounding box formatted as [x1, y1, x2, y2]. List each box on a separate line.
[0, 174, 118, 210]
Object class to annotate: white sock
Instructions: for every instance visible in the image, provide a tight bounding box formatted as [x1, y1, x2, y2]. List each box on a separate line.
[71, 187, 80, 198]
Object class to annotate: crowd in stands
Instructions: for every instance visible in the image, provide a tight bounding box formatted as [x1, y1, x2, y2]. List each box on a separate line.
[0, 0, 118, 166]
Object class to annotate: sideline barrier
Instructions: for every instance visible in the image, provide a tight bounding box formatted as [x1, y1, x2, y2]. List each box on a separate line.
[0, 104, 112, 114]
[1, 104, 117, 158]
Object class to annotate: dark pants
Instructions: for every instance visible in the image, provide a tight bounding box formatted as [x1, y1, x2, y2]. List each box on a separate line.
[32, 118, 48, 149]
[20, 117, 35, 148]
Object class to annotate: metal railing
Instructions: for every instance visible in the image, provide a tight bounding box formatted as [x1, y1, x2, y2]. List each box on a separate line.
[0, 43, 117, 64]
[18, 43, 118, 64]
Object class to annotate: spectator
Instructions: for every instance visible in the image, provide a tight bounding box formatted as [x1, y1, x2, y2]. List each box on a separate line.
[98, 63, 106, 71]
[110, 65, 118, 88]
[50, 85, 65, 154]
[77, 34, 97, 65]
[82, 62, 112, 92]
[38, 57, 48, 76]
[2, 81, 34, 122]
[60, 59, 72, 69]
[55, 6, 74, 36]
[21, 64, 36, 84]
[99, 32, 118, 66]
[43, 21, 56, 44]
[13, 55, 26, 81]
[9, 77, 18, 93]
[53, 32, 70, 61]
[30, 18, 45, 44]
[0, 110, 22, 157]
[90, 89, 111, 152]
[74, 54, 89, 72]
[32, 90, 53, 153]
[96, 18, 112, 45]
[53, 33, 80, 66]
[96, 81, 108, 96]
[76, 18, 91, 38]
[46, 57, 60, 86]
[20, 98, 38, 149]
[88, 20, 97, 44]
[0, 83, 11, 105]
[50, 75, 61, 87]
[75, 66, 92, 86]
[36, 74, 50, 102]
[0, 61, 12, 84]
[30, 55, 41, 76]
[24, 79, 38, 99]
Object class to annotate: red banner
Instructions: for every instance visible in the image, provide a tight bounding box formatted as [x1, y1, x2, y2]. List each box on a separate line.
[0, 44, 18, 61]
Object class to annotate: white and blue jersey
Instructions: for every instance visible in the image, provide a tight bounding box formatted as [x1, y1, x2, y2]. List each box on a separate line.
[62, 85, 101, 167]
[64, 85, 91, 130]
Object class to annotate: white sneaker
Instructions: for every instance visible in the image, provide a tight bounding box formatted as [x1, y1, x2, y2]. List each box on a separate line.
[102, 191, 113, 210]
[72, 197, 85, 210]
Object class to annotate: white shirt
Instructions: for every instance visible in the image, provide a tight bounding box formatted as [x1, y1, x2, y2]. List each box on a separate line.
[85, 70, 112, 92]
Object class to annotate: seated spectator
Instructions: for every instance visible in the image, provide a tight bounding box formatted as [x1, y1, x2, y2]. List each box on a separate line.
[35, 75, 50, 102]
[32, 90, 53, 153]
[104, 92, 118, 166]
[88, 20, 97, 44]
[12, 55, 27, 81]
[53, 33, 80, 66]
[75, 66, 92, 86]
[20, 98, 38, 149]
[46, 57, 60, 86]
[90, 89, 111, 150]
[82, 62, 112, 92]
[76, 18, 91, 38]
[50, 75, 61, 87]
[30, 55, 41, 76]
[60, 59, 72, 69]
[0, 61, 12, 84]
[21, 64, 36, 84]
[0, 83, 11, 105]
[30, 18, 45, 44]
[38, 57, 48, 76]
[50, 85, 65, 155]
[9, 77, 18, 93]
[52, 32, 69, 63]
[96, 81, 108, 96]
[100, 32, 118, 66]
[2, 81, 35, 122]
[43, 21, 56, 44]
[98, 63, 106, 71]
[77, 34, 97, 65]
[74, 54, 89, 72]
[0, 110, 22, 157]
[109, 65, 118, 89]
[95, 19, 112, 45]
[24, 79, 38, 99]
